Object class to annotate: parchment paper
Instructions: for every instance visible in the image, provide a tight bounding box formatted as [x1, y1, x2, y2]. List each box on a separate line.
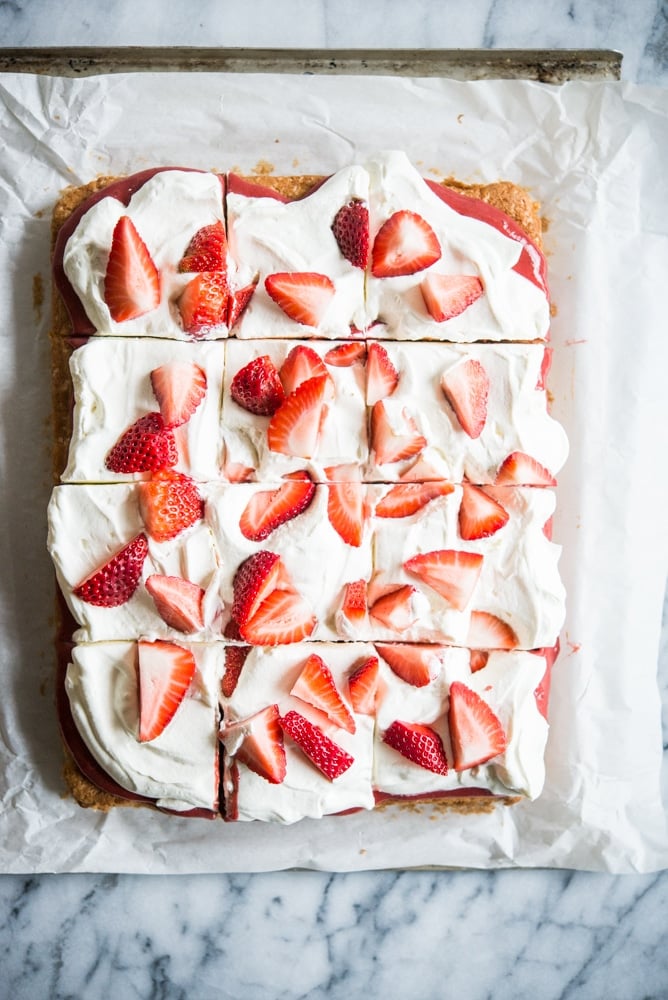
[0, 72, 666, 874]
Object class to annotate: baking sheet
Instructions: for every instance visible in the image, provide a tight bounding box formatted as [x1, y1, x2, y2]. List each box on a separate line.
[0, 68, 666, 874]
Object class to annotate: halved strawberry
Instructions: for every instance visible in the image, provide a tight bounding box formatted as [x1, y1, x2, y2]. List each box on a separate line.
[448, 681, 507, 770]
[366, 342, 399, 405]
[105, 413, 177, 474]
[338, 579, 368, 628]
[374, 643, 439, 687]
[230, 355, 285, 417]
[279, 345, 328, 396]
[369, 585, 418, 632]
[332, 200, 369, 269]
[371, 210, 441, 278]
[440, 358, 489, 439]
[226, 282, 257, 329]
[145, 574, 205, 632]
[267, 374, 329, 459]
[138, 472, 204, 542]
[265, 272, 335, 328]
[178, 272, 229, 336]
[326, 479, 367, 547]
[370, 401, 426, 465]
[458, 484, 509, 540]
[241, 588, 316, 645]
[137, 639, 197, 743]
[469, 649, 490, 673]
[404, 549, 484, 611]
[239, 473, 315, 541]
[383, 720, 449, 775]
[178, 221, 227, 273]
[495, 451, 557, 487]
[221, 704, 286, 784]
[348, 656, 379, 715]
[420, 273, 484, 322]
[375, 481, 454, 518]
[279, 710, 353, 781]
[290, 653, 356, 733]
[150, 361, 207, 428]
[73, 533, 148, 607]
[323, 342, 367, 367]
[221, 644, 250, 698]
[104, 215, 160, 322]
[466, 611, 518, 650]
[231, 551, 282, 628]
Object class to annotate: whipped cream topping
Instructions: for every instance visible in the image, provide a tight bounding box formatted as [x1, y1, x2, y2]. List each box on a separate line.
[373, 646, 549, 800]
[66, 641, 221, 811]
[63, 170, 227, 339]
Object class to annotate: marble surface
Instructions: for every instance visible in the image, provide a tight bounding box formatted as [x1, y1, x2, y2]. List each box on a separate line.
[1, 1, 667, 997]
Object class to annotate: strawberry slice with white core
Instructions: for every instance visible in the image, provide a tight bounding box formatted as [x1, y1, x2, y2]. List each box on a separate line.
[323, 342, 367, 367]
[279, 345, 329, 396]
[440, 358, 489, 439]
[145, 575, 205, 633]
[448, 681, 507, 771]
[104, 215, 160, 322]
[370, 401, 427, 465]
[241, 588, 317, 645]
[227, 282, 257, 329]
[338, 579, 368, 628]
[279, 710, 354, 781]
[221, 704, 286, 784]
[375, 481, 454, 518]
[466, 611, 518, 650]
[374, 643, 439, 688]
[383, 720, 449, 775]
[326, 479, 367, 547]
[138, 472, 204, 542]
[495, 451, 557, 487]
[222, 460, 255, 483]
[404, 549, 484, 611]
[265, 272, 335, 328]
[267, 374, 329, 459]
[469, 650, 490, 673]
[290, 653, 356, 734]
[399, 455, 444, 483]
[137, 639, 197, 743]
[369, 585, 418, 632]
[458, 483, 509, 540]
[105, 413, 177, 474]
[371, 210, 442, 278]
[366, 342, 399, 405]
[178, 221, 227, 273]
[331, 200, 369, 269]
[348, 656, 379, 716]
[420, 273, 484, 322]
[231, 551, 282, 628]
[239, 472, 315, 541]
[150, 361, 207, 428]
[178, 272, 229, 337]
[73, 533, 148, 608]
[230, 355, 285, 417]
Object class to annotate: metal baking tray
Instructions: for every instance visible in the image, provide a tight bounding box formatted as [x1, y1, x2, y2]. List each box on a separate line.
[0, 47, 622, 83]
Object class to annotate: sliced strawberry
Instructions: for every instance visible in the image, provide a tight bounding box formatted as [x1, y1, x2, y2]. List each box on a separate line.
[230, 355, 285, 417]
[374, 643, 438, 687]
[279, 345, 328, 396]
[178, 221, 227, 273]
[138, 472, 204, 542]
[222, 461, 255, 483]
[404, 549, 484, 611]
[383, 720, 449, 775]
[221, 644, 250, 698]
[145, 575, 205, 632]
[440, 358, 489, 439]
[466, 611, 518, 650]
[137, 639, 197, 743]
[331, 200, 369, 269]
[323, 342, 367, 367]
[150, 361, 207, 428]
[241, 588, 317, 645]
[326, 479, 367, 547]
[348, 656, 379, 715]
[366, 342, 399, 405]
[324, 462, 361, 482]
[375, 481, 454, 518]
[73, 533, 148, 607]
[104, 215, 160, 322]
[226, 282, 257, 329]
[469, 649, 490, 673]
[178, 272, 229, 337]
[279, 710, 353, 781]
[290, 653, 356, 733]
[370, 401, 426, 465]
[448, 681, 507, 771]
[536, 346, 553, 390]
[420, 273, 484, 322]
[265, 272, 335, 327]
[369, 585, 418, 632]
[231, 551, 282, 628]
[105, 413, 177, 474]
[338, 579, 368, 627]
[267, 374, 329, 459]
[495, 451, 557, 487]
[399, 456, 444, 482]
[221, 704, 286, 784]
[458, 483, 509, 540]
[239, 473, 315, 541]
[371, 210, 441, 278]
